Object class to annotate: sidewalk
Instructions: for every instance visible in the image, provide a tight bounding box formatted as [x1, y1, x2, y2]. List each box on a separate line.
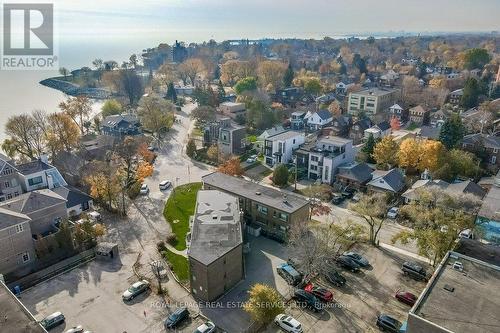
[379, 242, 432, 264]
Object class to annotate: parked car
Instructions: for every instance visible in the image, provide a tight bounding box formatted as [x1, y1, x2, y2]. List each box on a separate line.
[65, 326, 84, 333]
[194, 321, 216, 333]
[88, 211, 101, 221]
[343, 251, 370, 267]
[336, 255, 361, 272]
[277, 263, 303, 286]
[395, 290, 417, 306]
[140, 184, 149, 195]
[387, 207, 399, 219]
[376, 314, 403, 332]
[304, 284, 333, 302]
[293, 289, 322, 312]
[274, 314, 303, 333]
[331, 193, 344, 205]
[459, 229, 474, 239]
[159, 180, 172, 190]
[323, 268, 346, 287]
[164, 307, 189, 329]
[246, 155, 257, 163]
[40, 312, 65, 330]
[401, 261, 428, 281]
[122, 280, 150, 301]
[351, 193, 361, 202]
[341, 188, 355, 199]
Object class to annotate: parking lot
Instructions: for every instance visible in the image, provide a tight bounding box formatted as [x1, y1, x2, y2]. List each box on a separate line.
[263, 244, 427, 333]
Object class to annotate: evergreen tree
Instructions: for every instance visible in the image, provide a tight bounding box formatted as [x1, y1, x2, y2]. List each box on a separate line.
[186, 138, 197, 157]
[362, 134, 376, 163]
[272, 164, 289, 187]
[213, 65, 221, 80]
[166, 82, 177, 103]
[283, 63, 294, 87]
[460, 78, 481, 108]
[217, 80, 226, 101]
[439, 114, 465, 149]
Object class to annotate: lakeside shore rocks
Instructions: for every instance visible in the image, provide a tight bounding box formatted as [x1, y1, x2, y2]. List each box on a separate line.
[40, 78, 112, 99]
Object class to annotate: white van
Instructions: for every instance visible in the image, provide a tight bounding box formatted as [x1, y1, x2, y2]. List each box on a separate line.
[40, 311, 65, 329]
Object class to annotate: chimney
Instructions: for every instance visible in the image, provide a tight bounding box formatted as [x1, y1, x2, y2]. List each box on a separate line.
[39, 153, 49, 164]
[47, 174, 54, 189]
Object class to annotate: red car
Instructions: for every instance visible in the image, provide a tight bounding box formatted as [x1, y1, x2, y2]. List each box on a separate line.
[304, 284, 333, 302]
[395, 290, 417, 306]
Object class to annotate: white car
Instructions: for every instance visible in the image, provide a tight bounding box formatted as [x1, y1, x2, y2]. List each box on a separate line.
[159, 180, 172, 190]
[275, 314, 303, 333]
[122, 280, 150, 301]
[194, 321, 216, 333]
[140, 184, 149, 195]
[246, 156, 257, 163]
[65, 326, 84, 333]
[459, 229, 473, 239]
[387, 207, 399, 219]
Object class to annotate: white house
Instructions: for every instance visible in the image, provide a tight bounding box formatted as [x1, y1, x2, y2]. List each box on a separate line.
[264, 131, 305, 166]
[335, 82, 354, 95]
[256, 125, 286, 152]
[307, 110, 333, 131]
[16, 155, 67, 192]
[364, 121, 391, 140]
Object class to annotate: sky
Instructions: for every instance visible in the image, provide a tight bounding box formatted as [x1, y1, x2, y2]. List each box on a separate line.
[9, 0, 499, 44]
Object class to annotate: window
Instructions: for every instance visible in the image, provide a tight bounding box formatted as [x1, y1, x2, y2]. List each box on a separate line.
[21, 252, 30, 263]
[6, 193, 12, 199]
[16, 224, 24, 233]
[279, 213, 289, 222]
[28, 176, 43, 186]
[311, 156, 319, 162]
[4, 181, 10, 188]
[257, 204, 268, 215]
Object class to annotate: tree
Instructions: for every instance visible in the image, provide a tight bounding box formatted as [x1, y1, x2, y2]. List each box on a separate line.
[272, 164, 289, 187]
[392, 188, 481, 265]
[137, 94, 175, 140]
[190, 106, 216, 124]
[217, 80, 226, 101]
[283, 63, 294, 87]
[114, 136, 140, 187]
[372, 136, 399, 169]
[54, 221, 75, 253]
[155, 62, 178, 87]
[86, 168, 121, 211]
[58, 96, 92, 134]
[433, 149, 481, 182]
[129, 54, 138, 69]
[136, 161, 154, 182]
[304, 78, 322, 96]
[101, 99, 123, 118]
[59, 67, 69, 78]
[348, 193, 391, 245]
[439, 114, 465, 149]
[397, 138, 422, 173]
[166, 82, 177, 103]
[460, 77, 482, 108]
[217, 157, 244, 176]
[257, 60, 287, 90]
[46, 113, 81, 154]
[390, 117, 401, 130]
[178, 58, 205, 85]
[186, 139, 197, 158]
[244, 284, 284, 325]
[234, 77, 257, 95]
[361, 134, 376, 164]
[2, 113, 45, 159]
[92, 58, 104, 81]
[119, 70, 144, 105]
[328, 100, 341, 116]
[398, 138, 445, 174]
[463, 48, 491, 70]
[207, 144, 219, 162]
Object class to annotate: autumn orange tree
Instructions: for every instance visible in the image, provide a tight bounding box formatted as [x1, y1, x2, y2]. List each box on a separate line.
[217, 157, 244, 176]
[136, 161, 154, 182]
[86, 170, 121, 211]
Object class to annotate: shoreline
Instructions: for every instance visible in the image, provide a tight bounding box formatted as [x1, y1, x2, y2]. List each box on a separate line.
[39, 77, 112, 100]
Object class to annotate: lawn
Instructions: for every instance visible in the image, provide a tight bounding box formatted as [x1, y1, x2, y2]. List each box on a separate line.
[163, 182, 202, 251]
[162, 249, 189, 283]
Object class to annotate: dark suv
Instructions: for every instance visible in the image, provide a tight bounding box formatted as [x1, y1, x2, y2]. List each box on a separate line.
[293, 289, 323, 312]
[336, 255, 361, 272]
[323, 269, 346, 287]
[401, 261, 428, 281]
[376, 314, 403, 332]
[164, 307, 189, 329]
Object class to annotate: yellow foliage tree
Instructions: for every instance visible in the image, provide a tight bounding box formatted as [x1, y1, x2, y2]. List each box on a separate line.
[243, 284, 284, 324]
[85, 172, 121, 211]
[372, 136, 399, 169]
[136, 161, 154, 182]
[398, 138, 422, 172]
[398, 138, 445, 173]
[419, 140, 445, 172]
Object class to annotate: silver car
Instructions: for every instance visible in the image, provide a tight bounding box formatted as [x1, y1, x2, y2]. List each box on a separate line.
[122, 280, 150, 301]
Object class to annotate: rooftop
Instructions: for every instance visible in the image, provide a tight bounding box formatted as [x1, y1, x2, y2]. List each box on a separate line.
[478, 182, 500, 221]
[0, 189, 66, 216]
[0, 282, 46, 333]
[188, 190, 242, 266]
[16, 159, 53, 176]
[351, 87, 398, 97]
[202, 172, 309, 214]
[411, 251, 500, 333]
[337, 162, 373, 183]
[52, 186, 92, 209]
[266, 130, 304, 141]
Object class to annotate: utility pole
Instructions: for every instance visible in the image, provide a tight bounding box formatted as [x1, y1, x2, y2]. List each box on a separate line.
[293, 155, 298, 191]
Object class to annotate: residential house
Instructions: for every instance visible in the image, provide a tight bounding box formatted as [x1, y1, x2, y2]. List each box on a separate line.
[52, 186, 94, 217]
[306, 110, 333, 131]
[329, 115, 352, 137]
[201, 172, 310, 242]
[462, 133, 500, 167]
[402, 179, 450, 203]
[264, 131, 305, 166]
[255, 125, 287, 152]
[388, 104, 408, 122]
[390, 129, 417, 143]
[379, 70, 399, 86]
[364, 121, 391, 140]
[349, 118, 372, 145]
[347, 88, 400, 116]
[449, 89, 463, 105]
[296, 136, 355, 184]
[335, 162, 373, 190]
[274, 87, 303, 106]
[217, 118, 246, 157]
[16, 156, 67, 192]
[290, 111, 306, 130]
[409, 105, 430, 125]
[476, 172, 500, 244]
[460, 107, 491, 133]
[316, 93, 337, 105]
[0, 190, 67, 276]
[79, 134, 118, 161]
[430, 109, 448, 128]
[0, 154, 22, 202]
[367, 168, 406, 194]
[219, 102, 246, 121]
[418, 126, 441, 140]
[188, 190, 243, 301]
[101, 114, 141, 137]
[335, 82, 354, 95]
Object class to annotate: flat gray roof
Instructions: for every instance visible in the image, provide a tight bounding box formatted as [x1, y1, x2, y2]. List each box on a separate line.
[188, 190, 242, 266]
[267, 130, 303, 141]
[0, 282, 46, 332]
[351, 87, 398, 97]
[411, 251, 500, 333]
[202, 172, 309, 214]
[478, 184, 500, 221]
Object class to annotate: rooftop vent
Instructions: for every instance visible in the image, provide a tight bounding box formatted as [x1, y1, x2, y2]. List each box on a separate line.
[255, 191, 261, 195]
[212, 214, 218, 220]
[443, 284, 455, 292]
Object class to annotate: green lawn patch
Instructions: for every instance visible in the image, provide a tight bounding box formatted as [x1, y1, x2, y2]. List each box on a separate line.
[162, 249, 189, 283]
[163, 182, 202, 251]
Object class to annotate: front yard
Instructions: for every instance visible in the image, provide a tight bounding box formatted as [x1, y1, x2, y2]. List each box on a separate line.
[162, 248, 190, 283]
[163, 182, 202, 251]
